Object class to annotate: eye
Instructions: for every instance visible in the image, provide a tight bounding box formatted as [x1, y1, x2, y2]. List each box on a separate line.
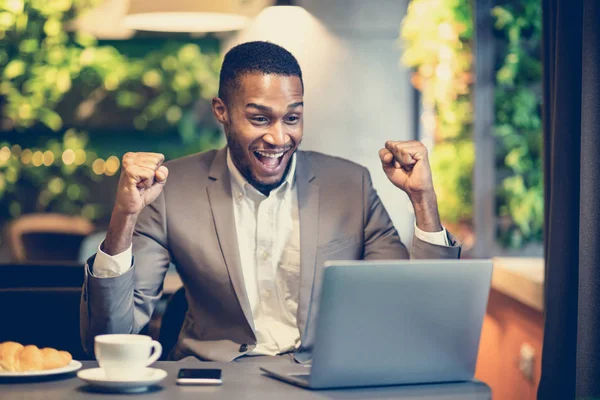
[251, 116, 268, 124]
[285, 115, 300, 123]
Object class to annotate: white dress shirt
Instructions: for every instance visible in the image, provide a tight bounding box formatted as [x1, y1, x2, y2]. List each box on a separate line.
[227, 151, 301, 355]
[92, 150, 449, 356]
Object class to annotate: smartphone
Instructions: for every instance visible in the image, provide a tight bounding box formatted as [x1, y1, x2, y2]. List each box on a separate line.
[176, 368, 223, 386]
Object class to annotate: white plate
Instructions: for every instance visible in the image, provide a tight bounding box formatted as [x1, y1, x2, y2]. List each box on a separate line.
[0, 360, 82, 377]
[77, 367, 167, 393]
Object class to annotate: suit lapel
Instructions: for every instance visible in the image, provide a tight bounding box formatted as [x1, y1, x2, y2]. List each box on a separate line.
[206, 148, 254, 331]
[296, 151, 320, 340]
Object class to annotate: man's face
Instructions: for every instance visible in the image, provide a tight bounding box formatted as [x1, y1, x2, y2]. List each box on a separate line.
[215, 73, 304, 194]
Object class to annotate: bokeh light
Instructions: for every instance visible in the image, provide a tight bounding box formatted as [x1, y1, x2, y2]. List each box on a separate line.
[20, 149, 32, 164]
[9, 201, 21, 218]
[81, 204, 98, 220]
[67, 184, 81, 200]
[42, 150, 54, 166]
[74, 149, 86, 165]
[48, 177, 65, 195]
[62, 149, 75, 165]
[92, 158, 106, 175]
[105, 156, 120, 176]
[32, 151, 43, 167]
[0, 146, 11, 165]
[11, 145, 22, 156]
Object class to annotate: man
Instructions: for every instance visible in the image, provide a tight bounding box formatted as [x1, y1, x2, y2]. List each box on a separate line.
[80, 41, 460, 363]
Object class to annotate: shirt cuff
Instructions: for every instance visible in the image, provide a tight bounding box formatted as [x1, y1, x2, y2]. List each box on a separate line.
[414, 223, 449, 247]
[91, 241, 133, 278]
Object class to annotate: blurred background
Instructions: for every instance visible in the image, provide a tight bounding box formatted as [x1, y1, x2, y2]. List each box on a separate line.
[0, 1, 544, 398]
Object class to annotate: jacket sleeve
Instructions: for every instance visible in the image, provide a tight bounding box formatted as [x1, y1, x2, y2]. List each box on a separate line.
[80, 191, 171, 355]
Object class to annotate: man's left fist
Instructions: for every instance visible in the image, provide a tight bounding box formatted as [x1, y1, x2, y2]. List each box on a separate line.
[379, 140, 435, 201]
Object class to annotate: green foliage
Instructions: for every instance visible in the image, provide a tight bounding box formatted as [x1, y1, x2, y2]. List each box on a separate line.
[0, 0, 220, 132]
[401, 0, 543, 249]
[72, 42, 220, 132]
[493, 0, 543, 247]
[0, 130, 108, 220]
[0, 0, 100, 130]
[0, 0, 221, 223]
[429, 139, 474, 222]
[400, 0, 474, 226]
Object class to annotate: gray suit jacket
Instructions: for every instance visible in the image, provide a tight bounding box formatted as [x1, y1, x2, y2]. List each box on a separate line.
[80, 148, 461, 362]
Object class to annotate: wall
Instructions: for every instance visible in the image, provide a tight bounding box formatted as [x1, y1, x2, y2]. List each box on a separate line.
[224, 0, 416, 243]
[475, 289, 544, 400]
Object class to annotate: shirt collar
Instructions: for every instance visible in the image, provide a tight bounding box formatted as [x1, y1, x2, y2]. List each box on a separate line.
[226, 148, 297, 200]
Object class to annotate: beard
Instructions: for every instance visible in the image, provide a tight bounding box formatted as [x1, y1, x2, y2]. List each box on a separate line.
[227, 132, 296, 196]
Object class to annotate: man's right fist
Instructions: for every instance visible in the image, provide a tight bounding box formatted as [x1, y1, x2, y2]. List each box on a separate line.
[115, 152, 169, 216]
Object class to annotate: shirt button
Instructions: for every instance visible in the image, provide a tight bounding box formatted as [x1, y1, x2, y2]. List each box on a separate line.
[262, 250, 269, 260]
[262, 289, 271, 299]
[239, 343, 248, 352]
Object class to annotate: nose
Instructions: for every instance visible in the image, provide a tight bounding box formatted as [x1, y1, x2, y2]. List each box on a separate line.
[262, 122, 288, 147]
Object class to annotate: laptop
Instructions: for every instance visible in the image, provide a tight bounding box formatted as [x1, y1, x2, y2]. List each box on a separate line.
[261, 259, 493, 389]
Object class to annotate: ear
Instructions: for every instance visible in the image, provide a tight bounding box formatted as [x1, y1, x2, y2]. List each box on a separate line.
[212, 97, 228, 125]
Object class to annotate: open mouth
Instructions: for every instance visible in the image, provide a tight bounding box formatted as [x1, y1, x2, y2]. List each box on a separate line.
[253, 149, 290, 171]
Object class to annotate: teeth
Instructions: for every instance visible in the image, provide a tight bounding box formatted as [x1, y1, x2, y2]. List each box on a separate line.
[255, 151, 284, 158]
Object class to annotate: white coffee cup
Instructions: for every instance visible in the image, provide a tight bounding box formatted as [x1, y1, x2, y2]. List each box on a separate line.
[94, 334, 162, 380]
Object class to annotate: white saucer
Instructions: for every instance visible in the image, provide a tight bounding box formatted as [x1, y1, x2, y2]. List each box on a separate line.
[77, 367, 167, 393]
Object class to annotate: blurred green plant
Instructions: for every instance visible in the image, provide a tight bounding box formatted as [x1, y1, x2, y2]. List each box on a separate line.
[401, 0, 543, 249]
[0, 0, 221, 223]
[0, 0, 101, 130]
[493, 0, 543, 248]
[0, 129, 109, 220]
[0, 0, 220, 132]
[400, 0, 475, 233]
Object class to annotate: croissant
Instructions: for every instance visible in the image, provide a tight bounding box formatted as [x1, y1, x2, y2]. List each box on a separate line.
[0, 342, 72, 372]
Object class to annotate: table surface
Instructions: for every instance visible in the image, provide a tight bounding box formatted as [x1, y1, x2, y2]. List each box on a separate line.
[0, 361, 491, 400]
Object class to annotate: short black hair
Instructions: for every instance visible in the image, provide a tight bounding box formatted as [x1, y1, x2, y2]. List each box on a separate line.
[218, 41, 303, 104]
